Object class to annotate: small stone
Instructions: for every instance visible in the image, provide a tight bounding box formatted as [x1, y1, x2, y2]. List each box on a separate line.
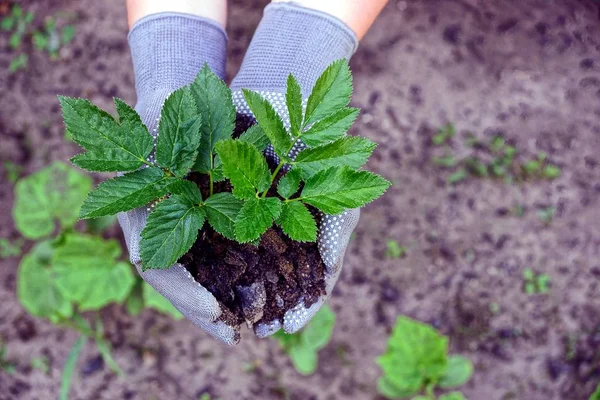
[236, 282, 266, 327]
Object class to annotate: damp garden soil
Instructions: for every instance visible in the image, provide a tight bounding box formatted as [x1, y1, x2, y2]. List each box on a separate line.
[180, 115, 327, 329]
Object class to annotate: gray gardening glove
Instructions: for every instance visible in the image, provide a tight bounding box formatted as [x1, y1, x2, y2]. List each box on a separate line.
[230, 2, 361, 336]
[118, 13, 240, 344]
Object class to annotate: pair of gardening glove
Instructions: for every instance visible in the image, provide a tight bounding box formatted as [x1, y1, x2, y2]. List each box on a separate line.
[119, 3, 360, 345]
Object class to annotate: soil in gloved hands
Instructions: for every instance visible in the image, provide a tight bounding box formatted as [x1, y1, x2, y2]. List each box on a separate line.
[179, 115, 327, 329]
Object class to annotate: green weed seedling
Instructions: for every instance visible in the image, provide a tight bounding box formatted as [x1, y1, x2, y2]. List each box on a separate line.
[522, 268, 550, 295]
[537, 206, 556, 224]
[274, 305, 336, 375]
[431, 128, 561, 185]
[377, 316, 473, 400]
[31, 355, 50, 374]
[386, 240, 407, 259]
[60, 59, 390, 270]
[0, 237, 23, 258]
[3, 161, 23, 184]
[13, 162, 182, 399]
[0, 338, 16, 374]
[2, 4, 33, 73]
[32, 16, 75, 60]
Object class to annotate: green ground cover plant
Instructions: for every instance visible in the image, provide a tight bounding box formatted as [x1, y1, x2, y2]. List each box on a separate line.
[274, 305, 336, 375]
[431, 124, 561, 185]
[12, 162, 182, 398]
[377, 316, 473, 399]
[522, 268, 550, 295]
[61, 59, 390, 270]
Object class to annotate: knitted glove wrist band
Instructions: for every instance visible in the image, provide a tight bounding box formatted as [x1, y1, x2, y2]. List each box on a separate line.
[230, 2, 358, 96]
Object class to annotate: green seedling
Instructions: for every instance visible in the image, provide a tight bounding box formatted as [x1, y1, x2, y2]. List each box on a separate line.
[377, 316, 473, 399]
[2, 4, 33, 73]
[274, 305, 335, 375]
[537, 206, 555, 224]
[0, 339, 16, 374]
[432, 124, 455, 146]
[32, 16, 75, 59]
[3, 161, 23, 183]
[522, 268, 550, 294]
[2, 4, 34, 49]
[61, 60, 390, 270]
[9, 52, 28, 73]
[13, 162, 183, 397]
[386, 240, 407, 259]
[432, 130, 561, 185]
[0, 237, 23, 258]
[31, 355, 50, 374]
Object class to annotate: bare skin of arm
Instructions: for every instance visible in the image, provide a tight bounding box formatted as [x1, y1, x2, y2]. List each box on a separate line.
[126, 0, 227, 28]
[271, 0, 389, 40]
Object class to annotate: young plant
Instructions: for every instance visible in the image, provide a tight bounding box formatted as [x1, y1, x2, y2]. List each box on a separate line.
[377, 316, 473, 400]
[62, 59, 390, 270]
[13, 162, 182, 396]
[0, 338, 16, 374]
[0, 237, 23, 258]
[273, 305, 336, 375]
[32, 16, 75, 59]
[2, 4, 33, 73]
[522, 268, 550, 295]
[386, 239, 407, 259]
[590, 384, 600, 400]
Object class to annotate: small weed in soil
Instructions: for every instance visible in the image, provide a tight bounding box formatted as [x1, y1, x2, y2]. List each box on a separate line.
[386, 239, 406, 259]
[63, 60, 390, 332]
[523, 268, 550, 294]
[430, 125, 562, 185]
[377, 316, 473, 399]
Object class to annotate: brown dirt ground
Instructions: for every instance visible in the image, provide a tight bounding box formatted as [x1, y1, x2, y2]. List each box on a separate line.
[1, 0, 600, 399]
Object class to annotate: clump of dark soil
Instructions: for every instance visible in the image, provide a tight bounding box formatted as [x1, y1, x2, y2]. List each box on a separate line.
[180, 116, 326, 330]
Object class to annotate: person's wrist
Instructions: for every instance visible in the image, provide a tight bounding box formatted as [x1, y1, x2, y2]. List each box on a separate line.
[230, 2, 357, 96]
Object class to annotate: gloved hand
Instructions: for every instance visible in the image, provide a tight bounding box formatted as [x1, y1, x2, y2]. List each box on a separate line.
[118, 13, 241, 344]
[230, 2, 361, 336]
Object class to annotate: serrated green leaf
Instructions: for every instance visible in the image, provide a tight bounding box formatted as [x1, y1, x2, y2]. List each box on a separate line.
[204, 192, 244, 240]
[301, 166, 390, 215]
[215, 140, 271, 199]
[286, 74, 303, 137]
[191, 64, 236, 172]
[377, 316, 449, 397]
[17, 242, 73, 322]
[167, 179, 202, 204]
[13, 162, 92, 239]
[238, 124, 270, 152]
[295, 136, 375, 178]
[114, 98, 154, 158]
[300, 305, 335, 350]
[59, 96, 152, 172]
[142, 282, 183, 320]
[235, 197, 282, 243]
[301, 107, 359, 147]
[52, 234, 135, 311]
[304, 59, 352, 126]
[243, 89, 292, 159]
[79, 167, 174, 219]
[140, 195, 205, 269]
[156, 87, 202, 177]
[277, 168, 302, 199]
[279, 202, 317, 242]
[439, 356, 473, 388]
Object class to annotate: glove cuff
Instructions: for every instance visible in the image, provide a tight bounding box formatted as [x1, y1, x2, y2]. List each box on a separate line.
[128, 12, 228, 101]
[230, 3, 358, 96]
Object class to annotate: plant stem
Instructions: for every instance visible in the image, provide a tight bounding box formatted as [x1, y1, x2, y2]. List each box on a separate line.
[209, 171, 214, 196]
[260, 137, 300, 198]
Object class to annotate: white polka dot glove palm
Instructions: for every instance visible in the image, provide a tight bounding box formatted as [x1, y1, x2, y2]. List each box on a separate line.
[230, 3, 360, 336]
[119, 13, 241, 344]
